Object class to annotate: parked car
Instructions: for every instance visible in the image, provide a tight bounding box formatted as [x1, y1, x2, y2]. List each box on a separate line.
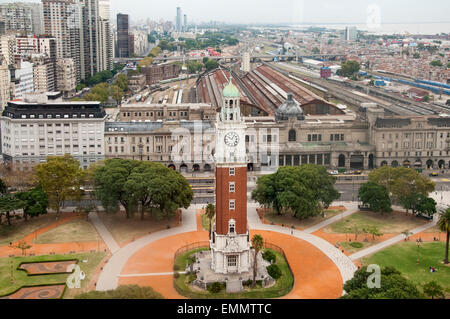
[329, 170, 339, 175]
[354, 170, 362, 175]
[429, 172, 439, 177]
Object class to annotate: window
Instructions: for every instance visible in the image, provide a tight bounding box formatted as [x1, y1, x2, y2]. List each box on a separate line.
[288, 129, 296, 142]
[227, 255, 237, 268]
[228, 220, 236, 234]
[229, 182, 235, 193]
[229, 167, 235, 176]
[229, 200, 235, 211]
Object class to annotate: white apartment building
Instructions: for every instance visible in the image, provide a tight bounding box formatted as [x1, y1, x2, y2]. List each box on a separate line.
[11, 61, 34, 99]
[132, 30, 149, 56]
[98, 18, 113, 71]
[1, 96, 107, 171]
[56, 58, 77, 97]
[32, 54, 56, 93]
[0, 3, 44, 35]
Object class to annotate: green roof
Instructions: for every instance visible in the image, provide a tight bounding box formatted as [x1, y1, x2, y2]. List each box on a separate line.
[223, 79, 240, 98]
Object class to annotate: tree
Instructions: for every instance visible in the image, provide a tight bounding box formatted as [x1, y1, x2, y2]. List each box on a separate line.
[422, 95, 430, 102]
[109, 85, 124, 104]
[15, 186, 48, 222]
[0, 195, 24, 226]
[138, 56, 153, 68]
[34, 155, 85, 218]
[413, 53, 420, 59]
[437, 208, 450, 264]
[84, 83, 110, 103]
[76, 285, 164, 299]
[337, 60, 360, 78]
[422, 281, 445, 299]
[94, 160, 193, 220]
[252, 165, 340, 219]
[312, 47, 320, 54]
[94, 159, 142, 218]
[369, 167, 435, 205]
[364, 225, 383, 241]
[415, 196, 437, 218]
[204, 59, 219, 71]
[251, 234, 264, 288]
[204, 203, 215, 239]
[342, 266, 424, 299]
[114, 74, 129, 92]
[358, 182, 392, 214]
[430, 60, 443, 67]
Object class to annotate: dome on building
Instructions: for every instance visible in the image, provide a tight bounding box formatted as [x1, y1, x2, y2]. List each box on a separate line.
[275, 92, 304, 122]
[223, 77, 240, 98]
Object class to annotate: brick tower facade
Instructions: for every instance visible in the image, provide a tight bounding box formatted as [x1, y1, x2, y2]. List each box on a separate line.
[210, 76, 251, 274]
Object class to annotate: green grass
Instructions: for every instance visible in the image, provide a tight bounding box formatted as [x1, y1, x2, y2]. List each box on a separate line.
[201, 214, 214, 232]
[362, 242, 450, 296]
[338, 241, 372, 254]
[174, 249, 294, 299]
[325, 211, 427, 234]
[0, 214, 58, 246]
[34, 218, 100, 244]
[264, 209, 342, 230]
[0, 252, 106, 298]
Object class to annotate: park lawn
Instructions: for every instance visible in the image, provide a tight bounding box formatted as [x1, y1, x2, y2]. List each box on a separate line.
[264, 209, 343, 230]
[174, 249, 294, 299]
[338, 241, 373, 254]
[0, 252, 106, 298]
[201, 214, 215, 232]
[33, 218, 100, 244]
[324, 211, 428, 235]
[98, 211, 179, 246]
[0, 214, 59, 246]
[362, 242, 450, 297]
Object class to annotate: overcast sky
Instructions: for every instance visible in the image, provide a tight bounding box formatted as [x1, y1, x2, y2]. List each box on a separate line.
[2, 0, 450, 25]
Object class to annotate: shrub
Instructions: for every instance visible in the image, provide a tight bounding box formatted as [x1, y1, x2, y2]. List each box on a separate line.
[267, 264, 282, 280]
[350, 242, 364, 249]
[187, 273, 197, 283]
[262, 250, 277, 263]
[76, 285, 164, 299]
[173, 272, 180, 279]
[173, 264, 180, 271]
[207, 282, 224, 293]
[187, 256, 196, 266]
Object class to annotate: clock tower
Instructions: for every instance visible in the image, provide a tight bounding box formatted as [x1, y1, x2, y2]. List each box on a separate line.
[210, 76, 251, 274]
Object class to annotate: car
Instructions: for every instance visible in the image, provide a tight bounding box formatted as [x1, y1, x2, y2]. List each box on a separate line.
[329, 170, 339, 175]
[429, 172, 439, 177]
[354, 170, 362, 175]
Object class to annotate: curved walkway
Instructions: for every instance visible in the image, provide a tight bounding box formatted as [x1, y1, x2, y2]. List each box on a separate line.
[247, 203, 358, 288]
[96, 203, 358, 296]
[95, 206, 197, 291]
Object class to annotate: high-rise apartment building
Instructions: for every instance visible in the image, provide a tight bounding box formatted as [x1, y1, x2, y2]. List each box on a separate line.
[176, 7, 182, 32]
[31, 54, 56, 93]
[116, 13, 129, 58]
[42, 0, 83, 83]
[0, 56, 11, 110]
[98, 18, 112, 71]
[0, 35, 16, 66]
[11, 60, 34, 99]
[0, 3, 44, 35]
[80, 0, 100, 79]
[183, 14, 187, 31]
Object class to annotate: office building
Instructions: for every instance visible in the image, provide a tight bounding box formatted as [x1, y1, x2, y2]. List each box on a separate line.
[1, 96, 107, 170]
[116, 13, 130, 58]
[176, 7, 182, 32]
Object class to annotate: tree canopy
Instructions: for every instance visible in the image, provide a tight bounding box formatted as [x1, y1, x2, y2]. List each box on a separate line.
[76, 285, 164, 299]
[342, 266, 424, 299]
[358, 181, 392, 214]
[252, 165, 340, 219]
[34, 154, 85, 217]
[15, 186, 49, 221]
[368, 167, 435, 205]
[94, 159, 193, 219]
[337, 60, 360, 78]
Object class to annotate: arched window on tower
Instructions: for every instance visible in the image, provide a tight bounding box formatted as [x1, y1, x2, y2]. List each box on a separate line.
[229, 219, 236, 234]
[230, 100, 234, 107]
[288, 129, 297, 142]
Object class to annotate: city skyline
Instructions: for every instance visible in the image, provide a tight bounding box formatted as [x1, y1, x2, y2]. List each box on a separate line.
[1, 0, 450, 26]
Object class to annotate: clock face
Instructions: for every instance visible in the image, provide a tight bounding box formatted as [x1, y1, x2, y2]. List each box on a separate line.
[224, 132, 240, 147]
